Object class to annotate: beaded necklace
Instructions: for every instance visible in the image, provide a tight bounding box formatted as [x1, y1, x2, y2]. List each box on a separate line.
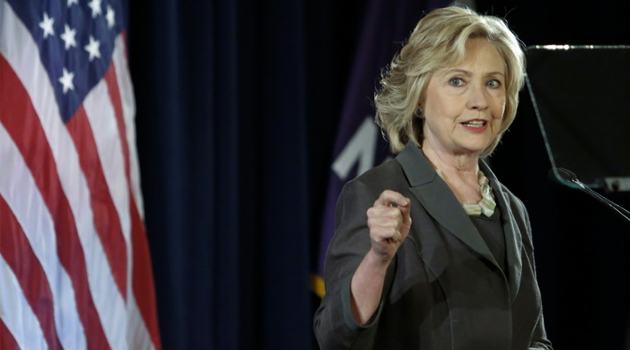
[436, 169, 496, 217]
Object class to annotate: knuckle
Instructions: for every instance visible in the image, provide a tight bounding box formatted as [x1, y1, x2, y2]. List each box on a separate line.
[387, 209, 401, 219]
[386, 219, 398, 228]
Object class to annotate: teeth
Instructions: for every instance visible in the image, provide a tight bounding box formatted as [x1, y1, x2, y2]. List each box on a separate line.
[464, 120, 485, 127]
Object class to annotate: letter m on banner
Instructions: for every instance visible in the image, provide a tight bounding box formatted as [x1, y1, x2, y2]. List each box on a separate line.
[313, 0, 457, 297]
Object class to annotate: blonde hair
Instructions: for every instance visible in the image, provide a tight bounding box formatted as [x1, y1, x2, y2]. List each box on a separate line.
[374, 6, 525, 157]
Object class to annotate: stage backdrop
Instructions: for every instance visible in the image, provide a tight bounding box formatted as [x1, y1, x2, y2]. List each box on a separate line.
[128, 0, 630, 349]
[129, 0, 317, 349]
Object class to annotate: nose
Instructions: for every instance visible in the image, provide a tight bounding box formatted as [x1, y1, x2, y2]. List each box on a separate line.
[466, 83, 488, 111]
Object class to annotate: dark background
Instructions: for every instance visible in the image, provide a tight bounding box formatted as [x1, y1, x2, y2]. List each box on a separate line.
[127, 0, 630, 349]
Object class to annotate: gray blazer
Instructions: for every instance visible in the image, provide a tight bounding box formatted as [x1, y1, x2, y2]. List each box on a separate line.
[314, 142, 552, 350]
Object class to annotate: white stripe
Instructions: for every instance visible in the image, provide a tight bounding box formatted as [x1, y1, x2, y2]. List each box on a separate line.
[0, 0, 4, 47]
[112, 36, 144, 220]
[111, 36, 156, 350]
[0, 254, 49, 350]
[0, 123, 87, 350]
[83, 77, 130, 350]
[83, 78, 131, 248]
[1, 3, 127, 349]
[126, 294, 156, 350]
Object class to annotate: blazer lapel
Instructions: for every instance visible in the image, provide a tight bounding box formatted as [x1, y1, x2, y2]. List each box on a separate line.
[396, 143, 500, 271]
[481, 161, 523, 301]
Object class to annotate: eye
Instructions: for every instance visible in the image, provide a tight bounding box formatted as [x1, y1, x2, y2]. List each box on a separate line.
[487, 79, 502, 88]
[449, 77, 464, 86]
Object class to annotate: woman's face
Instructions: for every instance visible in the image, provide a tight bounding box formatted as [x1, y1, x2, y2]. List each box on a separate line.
[421, 37, 506, 157]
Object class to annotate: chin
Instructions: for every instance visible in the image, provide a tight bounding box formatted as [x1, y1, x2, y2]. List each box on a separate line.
[456, 142, 491, 156]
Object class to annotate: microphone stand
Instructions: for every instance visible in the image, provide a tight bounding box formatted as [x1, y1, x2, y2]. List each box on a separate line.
[550, 167, 630, 225]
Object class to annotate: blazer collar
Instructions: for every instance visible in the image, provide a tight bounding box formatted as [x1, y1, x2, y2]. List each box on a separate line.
[481, 160, 523, 300]
[396, 142, 522, 299]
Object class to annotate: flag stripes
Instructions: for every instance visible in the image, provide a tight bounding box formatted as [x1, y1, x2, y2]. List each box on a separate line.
[0, 196, 63, 350]
[128, 207, 159, 350]
[0, 121, 87, 350]
[1, 53, 112, 350]
[0, 0, 161, 348]
[66, 105, 129, 301]
[0, 317, 21, 350]
[0, 253, 49, 350]
[111, 34, 144, 221]
[107, 40, 160, 350]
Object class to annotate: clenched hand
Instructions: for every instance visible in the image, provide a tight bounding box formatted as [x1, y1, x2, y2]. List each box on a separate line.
[366, 190, 412, 262]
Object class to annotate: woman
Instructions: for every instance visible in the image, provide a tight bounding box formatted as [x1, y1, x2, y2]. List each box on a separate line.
[313, 6, 553, 350]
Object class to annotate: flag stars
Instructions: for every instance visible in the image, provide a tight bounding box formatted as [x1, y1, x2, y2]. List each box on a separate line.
[106, 5, 116, 29]
[88, 0, 102, 18]
[84, 35, 101, 61]
[68, 0, 79, 7]
[58, 68, 75, 94]
[60, 24, 77, 50]
[39, 13, 55, 39]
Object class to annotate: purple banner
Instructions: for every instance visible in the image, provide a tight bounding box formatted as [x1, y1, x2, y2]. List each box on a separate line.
[315, 0, 454, 296]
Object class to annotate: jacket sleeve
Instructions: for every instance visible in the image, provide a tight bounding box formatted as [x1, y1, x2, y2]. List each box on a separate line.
[313, 179, 396, 350]
[528, 313, 553, 350]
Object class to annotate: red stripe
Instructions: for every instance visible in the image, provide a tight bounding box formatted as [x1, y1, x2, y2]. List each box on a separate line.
[130, 199, 162, 350]
[104, 64, 162, 350]
[66, 106, 128, 300]
[0, 318, 21, 350]
[121, 31, 129, 61]
[0, 55, 111, 350]
[104, 64, 130, 180]
[0, 197, 64, 350]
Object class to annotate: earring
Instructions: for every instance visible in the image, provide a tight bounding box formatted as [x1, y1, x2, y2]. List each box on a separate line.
[416, 107, 423, 117]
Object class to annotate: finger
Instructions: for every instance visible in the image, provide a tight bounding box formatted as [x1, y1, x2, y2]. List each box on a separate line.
[367, 216, 400, 231]
[397, 197, 412, 226]
[373, 190, 409, 208]
[367, 206, 403, 220]
[372, 196, 412, 229]
[370, 227, 403, 243]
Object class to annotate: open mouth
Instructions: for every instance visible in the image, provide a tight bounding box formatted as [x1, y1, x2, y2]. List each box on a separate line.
[461, 120, 486, 128]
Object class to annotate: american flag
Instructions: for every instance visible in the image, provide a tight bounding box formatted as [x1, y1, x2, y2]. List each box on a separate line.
[0, 0, 161, 349]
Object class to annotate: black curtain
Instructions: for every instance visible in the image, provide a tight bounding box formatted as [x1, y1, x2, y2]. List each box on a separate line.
[128, 0, 630, 349]
[128, 0, 367, 349]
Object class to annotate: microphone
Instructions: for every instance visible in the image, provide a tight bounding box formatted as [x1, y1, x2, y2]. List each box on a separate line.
[549, 167, 630, 225]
